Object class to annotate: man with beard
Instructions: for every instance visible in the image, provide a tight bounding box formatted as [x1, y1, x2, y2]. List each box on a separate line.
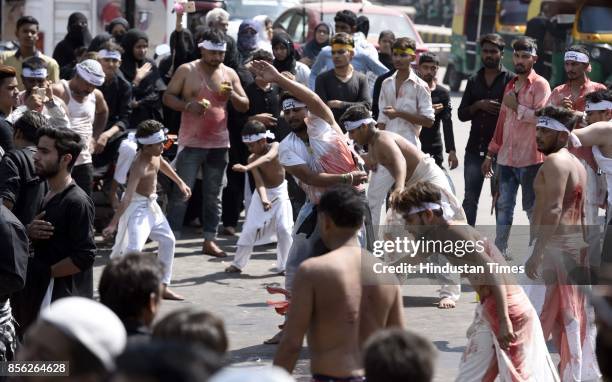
[458, 33, 515, 226]
[163, 29, 249, 257]
[53, 12, 92, 79]
[482, 37, 551, 259]
[525, 106, 601, 381]
[547, 46, 607, 270]
[13, 127, 95, 336]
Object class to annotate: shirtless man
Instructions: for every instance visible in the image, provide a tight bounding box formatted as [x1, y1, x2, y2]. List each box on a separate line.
[391, 181, 559, 381]
[274, 186, 404, 381]
[103, 120, 191, 301]
[224, 120, 293, 274]
[525, 106, 601, 381]
[570, 89, 612, 268]
[163, 28, 249, 257]
[340, 105, 462, 309]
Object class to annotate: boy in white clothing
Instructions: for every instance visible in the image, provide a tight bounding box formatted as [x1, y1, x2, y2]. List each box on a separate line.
[225, 120, 293, 274]
[102, 120, 191, 300]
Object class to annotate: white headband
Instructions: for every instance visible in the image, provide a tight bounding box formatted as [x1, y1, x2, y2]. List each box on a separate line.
[514, 48, 537, 56]
[98, 49, 122, 60]
[344, 118, 375, 131]
[22, 67, 48, 79]
[137, 130, 166, 145]
[585, 100, 612, 112]
[406, 201, 455, 221]
[76, 64, 105, 86]
[242, 130, 275, 143]
[536, 116, 581, 147]
[564, 51, 589, 63]
[282, 98, 306, 111]
[198, 40, 227, 52]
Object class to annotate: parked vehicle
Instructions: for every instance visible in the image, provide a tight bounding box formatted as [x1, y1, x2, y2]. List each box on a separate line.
[495, 0, 529, 70]
[225, 0, 301, 40]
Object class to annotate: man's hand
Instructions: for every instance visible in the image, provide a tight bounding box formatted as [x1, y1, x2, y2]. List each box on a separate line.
[251, 113, 277, 127]
[133, 62, 152, 86]
[525, 252, 543, 280]
[27, 212, 54, 240]
[25, 91, 44, 112]
[349, 171, 368, 185]
[561, 97, 574, 111]
[433, 103, 444, 115]
[185, 101, 208, 116]
[382, 106, 399, 119]
[478, 99, 501, 115]
[327, 100, 343, 109]
[448, 151, 459, 169]
[262, 199, 272, 211]
[179, 182, 192, 201]
[502, 92, 518, 111]
[219, 81, 233, 99]
[388, 187, 404, 206]
[481, 157, 494, 178]
[94, 130, 112, 154]
[232, 164, 248, 173]
[102, 223, 117, 240]
[497, 318, 517, 350]
[251, 60, 282, 83]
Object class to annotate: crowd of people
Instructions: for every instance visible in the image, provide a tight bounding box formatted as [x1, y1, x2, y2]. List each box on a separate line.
[0, 5, 611, 382]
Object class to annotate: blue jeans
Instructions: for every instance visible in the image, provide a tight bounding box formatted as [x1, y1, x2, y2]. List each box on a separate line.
[462, 151, 487, 226]
[167, 147, 228, 240]
[494, 163, 541, 252]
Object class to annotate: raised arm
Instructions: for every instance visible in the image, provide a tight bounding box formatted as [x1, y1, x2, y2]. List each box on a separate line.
[572, 121, 612, 147]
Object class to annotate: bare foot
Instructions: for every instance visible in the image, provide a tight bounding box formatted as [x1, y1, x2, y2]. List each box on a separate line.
[202, 240, 227, 258]
[225, 265, 242, 273]
[438, 297, 456, 309]
[264, 330, 283, 345]
[162, 285, 184, 301]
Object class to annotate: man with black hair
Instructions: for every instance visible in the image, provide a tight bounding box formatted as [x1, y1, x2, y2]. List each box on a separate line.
[483, 37, 551, 259]
[547, 46, 607, 269]
[315, 33, 371, 130]
[458, 33, 515, 226]
[274, 186, 404, 380]
[0, 65, 19, 154]
[99, 253, 164, 338]
[0, 111, 48, 225]
[103, 120, 191, 301]
[525, 105, 601, 380]
[12, 127, 95, 336]
[0, 16, 60, 91]
[417, 52, 457, 170]
[308, 10, 387, 90]
[364, 329, 436, 382]
[163, 28, 249, 258]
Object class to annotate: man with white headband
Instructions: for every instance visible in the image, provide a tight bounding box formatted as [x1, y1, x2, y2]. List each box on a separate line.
[224, 120, 293, 274]
[526, 105, 601, 380]
[7, 56, 70, 129]
[391, 181, 559, 382]
[571, 89, 612, 269]
[163, 28, 248, 258]
[340, 104, 463, 309]
[103, 120, 191, 301]
[547, 46, 607, 270]
[483, 36, 551, 260]
[51, 58, 109, 197]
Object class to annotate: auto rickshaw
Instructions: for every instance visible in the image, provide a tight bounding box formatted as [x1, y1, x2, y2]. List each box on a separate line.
[495, 0, 529, 69]
[444, 0, 497, 91]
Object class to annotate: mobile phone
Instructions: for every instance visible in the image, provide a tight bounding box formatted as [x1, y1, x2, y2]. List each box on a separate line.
[185, 1, 196, 13]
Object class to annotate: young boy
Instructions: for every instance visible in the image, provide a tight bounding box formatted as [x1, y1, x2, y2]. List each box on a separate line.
[103, 120, 191, 300]
[225, 120, 293, 274]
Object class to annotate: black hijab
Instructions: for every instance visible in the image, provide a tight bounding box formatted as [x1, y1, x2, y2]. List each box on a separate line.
[272, 32, 296, 74]
[106, 17, 129, 45]
[88, 33, 111, 52]
[302, 22, 333, 61]
[52, 12, 92, 68]
[120, 29, 150, 82]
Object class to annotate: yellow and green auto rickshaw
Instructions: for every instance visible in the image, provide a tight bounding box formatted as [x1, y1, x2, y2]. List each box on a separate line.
[495, 0, 529, 69]
[445, 0, 498, 91]
[572, 0, 612, 86]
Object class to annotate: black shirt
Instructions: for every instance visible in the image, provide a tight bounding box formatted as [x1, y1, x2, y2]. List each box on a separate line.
[0, 113, 15, 153]
[245, 82, 291, 142]
[315, 69, 371, 130]
[420, 84, 455, 166]
[0, 205, 28, 304]
[0, 147, 47, 226]
[100, 71, 132, 132]
[457, 66, 515, 155]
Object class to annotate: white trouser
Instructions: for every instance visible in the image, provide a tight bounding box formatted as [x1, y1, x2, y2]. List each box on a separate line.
[582, 160, 604, 267]
[111, 194, 175, 285]
[232, 181, 293, 271]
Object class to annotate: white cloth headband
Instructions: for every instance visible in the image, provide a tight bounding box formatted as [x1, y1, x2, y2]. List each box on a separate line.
[98, 49, 122, 60]
[536, 116, 581, 147]
[344, 118, 375, 131]
[585, 100, 612, 111]
[22, 67, 47, 79]
[137, 130, 166, 145]
[76, 64, 105, 86]
[564, 51, 589, 63]
[242, 130, 275, 143]
[198, 40, 227, 52]
[282, 98, 306, 111]
[406, 201, 455, 221]
[514, 48, 537, 56]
